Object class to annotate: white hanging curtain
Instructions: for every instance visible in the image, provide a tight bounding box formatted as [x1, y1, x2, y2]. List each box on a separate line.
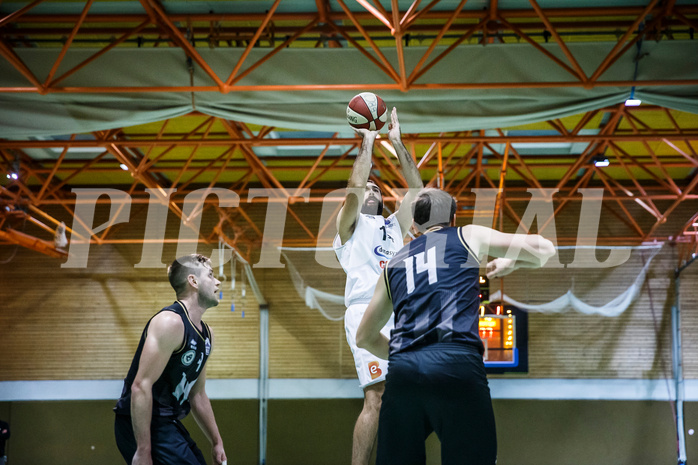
[490, 245, 663, 316]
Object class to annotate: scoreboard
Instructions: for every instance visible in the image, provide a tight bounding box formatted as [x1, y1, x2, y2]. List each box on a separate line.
[478, 276, 528, 373]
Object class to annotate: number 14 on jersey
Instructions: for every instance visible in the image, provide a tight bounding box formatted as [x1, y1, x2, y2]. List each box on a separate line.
[404, 246, 438, 294]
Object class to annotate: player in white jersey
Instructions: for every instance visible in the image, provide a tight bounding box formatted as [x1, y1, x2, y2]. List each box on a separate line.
[334, 108, 423, 465]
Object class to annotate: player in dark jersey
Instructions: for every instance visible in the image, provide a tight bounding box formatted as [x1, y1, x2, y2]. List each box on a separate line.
[336, 107, 423, 465]
[114, 254, 227, 465]
[357, 188, 556, 465]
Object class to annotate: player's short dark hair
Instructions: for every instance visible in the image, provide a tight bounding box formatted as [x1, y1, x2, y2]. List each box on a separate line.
[412, 188, 457, 232]
[168, 254, 211, 296]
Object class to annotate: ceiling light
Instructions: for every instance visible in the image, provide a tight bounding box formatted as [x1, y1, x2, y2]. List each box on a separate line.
[379, 139, 397, 158]
[511, 142, 572, 149]
[6, 172, 18, 180]
[49, 147, 105, 153]
[119, 163, 129, 171]
[592, 155, 610, 167]
[625, 86, 641, 107]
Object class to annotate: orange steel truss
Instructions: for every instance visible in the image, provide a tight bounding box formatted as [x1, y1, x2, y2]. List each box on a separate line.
[1, 104, 697, 263]
[0, 1, 697, 93]
[0, 1, 697, 265]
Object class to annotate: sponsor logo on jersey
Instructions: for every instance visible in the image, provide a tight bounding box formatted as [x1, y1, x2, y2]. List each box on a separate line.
[189, 338, 197, 349]
[374, 245, 397, 259]
[205, 338, 211, 355]
[173, 372, 196, 405]
[368, 361, 382, 380]
[181, 350, 196, 366]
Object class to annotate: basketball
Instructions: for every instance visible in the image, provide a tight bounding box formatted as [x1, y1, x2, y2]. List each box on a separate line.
[346, 92, 388, 131]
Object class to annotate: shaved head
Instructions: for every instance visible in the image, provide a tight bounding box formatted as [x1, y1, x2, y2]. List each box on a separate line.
[167, 254, 211, 297]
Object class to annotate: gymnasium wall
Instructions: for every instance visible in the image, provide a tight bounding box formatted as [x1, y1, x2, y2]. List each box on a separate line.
[0, 243, 692, 381]
[1, 201, 695, 382]
[1, 200, 697, 464]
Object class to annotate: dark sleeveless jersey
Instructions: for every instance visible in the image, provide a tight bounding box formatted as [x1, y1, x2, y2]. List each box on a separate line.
[384, 227, 484, 357]
[114, 301, 212, 420]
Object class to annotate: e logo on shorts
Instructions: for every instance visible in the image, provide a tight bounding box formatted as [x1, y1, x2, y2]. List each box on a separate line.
[368, 361, 382, 380]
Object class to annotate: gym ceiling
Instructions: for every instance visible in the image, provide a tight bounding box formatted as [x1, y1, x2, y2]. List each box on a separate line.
[0, 0, 697, 264]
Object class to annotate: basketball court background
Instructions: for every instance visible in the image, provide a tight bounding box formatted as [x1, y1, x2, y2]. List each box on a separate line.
[1, 1, 698, 464]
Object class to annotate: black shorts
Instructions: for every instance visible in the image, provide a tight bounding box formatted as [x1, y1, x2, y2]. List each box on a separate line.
[114, 413, 207, 465]
[376, 343, 497, 465]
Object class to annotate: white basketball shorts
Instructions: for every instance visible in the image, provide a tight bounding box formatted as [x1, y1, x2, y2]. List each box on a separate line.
[344, 303, 394, 389]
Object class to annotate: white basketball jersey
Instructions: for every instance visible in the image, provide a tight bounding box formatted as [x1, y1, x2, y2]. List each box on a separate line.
[333, 213, 403, 307]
